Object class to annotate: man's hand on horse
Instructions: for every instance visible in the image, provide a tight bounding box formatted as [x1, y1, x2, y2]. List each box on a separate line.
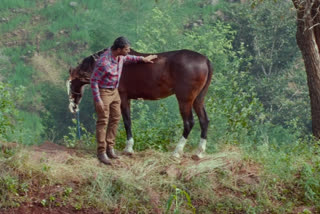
[143, 55, 158, 63]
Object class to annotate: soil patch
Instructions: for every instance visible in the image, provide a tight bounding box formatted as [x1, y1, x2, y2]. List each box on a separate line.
[0, 206, 103, 214]
[29, 141, 80, 163]
[32, 141, 75, 154]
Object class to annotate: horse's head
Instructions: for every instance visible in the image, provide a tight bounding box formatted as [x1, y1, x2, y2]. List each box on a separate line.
[67, 50, 105, 113]
[67, 65, 90, 113]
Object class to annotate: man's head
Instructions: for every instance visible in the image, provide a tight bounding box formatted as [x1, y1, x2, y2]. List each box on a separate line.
[111, 36, 131, 56]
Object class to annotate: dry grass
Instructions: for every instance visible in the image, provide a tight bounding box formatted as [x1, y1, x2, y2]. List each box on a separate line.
[4, 142, 316, 213]
[30, 54, 65, 86]
[0, 142, 256, 213]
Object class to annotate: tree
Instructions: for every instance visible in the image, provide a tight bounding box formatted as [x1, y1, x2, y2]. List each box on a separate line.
[292, 0, 320, 139]
[226, 1, 298, 77]
[253, 0, 320, 139]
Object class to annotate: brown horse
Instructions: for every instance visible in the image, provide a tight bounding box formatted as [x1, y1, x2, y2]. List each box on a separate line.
[67, 48, 213, 159]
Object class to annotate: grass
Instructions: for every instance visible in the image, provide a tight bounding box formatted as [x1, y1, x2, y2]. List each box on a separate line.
[0, 141, 319, 213]
[0, 14, 32, 34]
[0, 0, 36, 10]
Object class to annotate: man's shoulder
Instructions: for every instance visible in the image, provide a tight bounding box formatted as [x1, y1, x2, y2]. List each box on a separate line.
[97, 50, 112, 63]
[101, 48, 111, 58]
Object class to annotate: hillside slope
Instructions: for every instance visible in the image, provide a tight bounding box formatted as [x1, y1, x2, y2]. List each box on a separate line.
[0, 141, 260, 213]
[1, 141, 317, 214]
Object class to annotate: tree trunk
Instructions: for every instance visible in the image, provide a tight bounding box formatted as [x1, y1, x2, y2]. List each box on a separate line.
[293, 0, 320, 139]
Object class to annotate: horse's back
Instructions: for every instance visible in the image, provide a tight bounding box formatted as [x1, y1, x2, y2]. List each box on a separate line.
[167, 49, 209, 75]
[120, 49, 211, 101]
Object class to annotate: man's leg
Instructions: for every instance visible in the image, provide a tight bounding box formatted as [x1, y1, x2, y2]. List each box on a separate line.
[95, 89, 112, 165]
[106, 89, 121, 158]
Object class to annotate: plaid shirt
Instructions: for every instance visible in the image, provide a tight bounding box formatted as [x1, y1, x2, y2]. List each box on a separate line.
[90, 48, 143, 102]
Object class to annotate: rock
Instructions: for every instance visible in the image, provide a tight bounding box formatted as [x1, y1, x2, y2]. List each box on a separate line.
[214, 10, 224, 19]
[1, 17, 9, 22]
[69, 1, 78, 7]
[164, 165, 181, 179]
[11, 8, 25, 13]
[209, 0, 219, 5]
[196, 19, 203, 26]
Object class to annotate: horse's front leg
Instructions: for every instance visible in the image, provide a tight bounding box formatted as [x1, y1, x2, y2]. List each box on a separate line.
[120, 98, 134, 155]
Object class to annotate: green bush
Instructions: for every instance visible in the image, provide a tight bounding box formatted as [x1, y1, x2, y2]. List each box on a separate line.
[0, 175, 20, 208]
[299, 161, 320, 205]
[0, 83, 22, 140]
[116, 98, 181, 152]
[63, 118, 96, 149]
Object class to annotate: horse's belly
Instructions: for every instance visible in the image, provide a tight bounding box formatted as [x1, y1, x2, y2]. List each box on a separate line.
[127, 88, 174, 100]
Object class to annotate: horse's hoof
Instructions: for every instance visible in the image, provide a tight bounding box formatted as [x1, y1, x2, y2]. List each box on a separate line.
[123, 148, 134, 156]
[171, 152, 181, 159]
[123, 151, 133, 156]
[191, 153, 204, 161]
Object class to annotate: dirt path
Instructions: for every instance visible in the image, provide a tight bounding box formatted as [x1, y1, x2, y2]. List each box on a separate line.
[0, 142, 103, 214]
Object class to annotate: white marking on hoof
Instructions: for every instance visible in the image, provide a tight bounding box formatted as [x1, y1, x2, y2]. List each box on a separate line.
[123, 138, 134, 155]
[193, 138, 207, 160]
[68, 101, 78, 113]
[172, 137, 187, 158]
[172, 151, 181, 159]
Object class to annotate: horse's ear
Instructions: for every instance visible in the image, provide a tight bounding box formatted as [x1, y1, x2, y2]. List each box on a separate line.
[69, 67, 72, 74]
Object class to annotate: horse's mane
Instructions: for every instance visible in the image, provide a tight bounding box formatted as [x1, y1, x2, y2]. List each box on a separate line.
[78, 48, 108, 72]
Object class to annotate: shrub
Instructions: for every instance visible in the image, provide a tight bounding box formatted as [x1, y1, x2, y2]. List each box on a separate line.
[0, 83, 23, 140]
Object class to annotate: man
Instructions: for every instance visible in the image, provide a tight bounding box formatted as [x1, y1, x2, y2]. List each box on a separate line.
[90, 36, 157, 165]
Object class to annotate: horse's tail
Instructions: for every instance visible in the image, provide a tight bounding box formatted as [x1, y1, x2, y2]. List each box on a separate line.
[195, 58, 213, 104]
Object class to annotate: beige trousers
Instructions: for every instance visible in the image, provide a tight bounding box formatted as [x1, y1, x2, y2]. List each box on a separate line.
[95, 88, 121, 154]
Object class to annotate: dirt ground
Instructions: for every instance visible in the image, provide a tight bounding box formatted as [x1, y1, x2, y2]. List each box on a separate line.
[1, 141, 314, 214]
[0, 142, 105, 214]
[0, 206, 103, 214]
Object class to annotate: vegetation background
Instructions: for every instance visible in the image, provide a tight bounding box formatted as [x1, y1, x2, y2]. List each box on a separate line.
[0, 0, 319, 213]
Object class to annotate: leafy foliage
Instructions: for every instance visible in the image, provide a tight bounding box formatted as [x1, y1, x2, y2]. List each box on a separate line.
[166, 185, 195, 214]
[225, 0, 298, 76]
[0, 83, 22, 140]
[0, 175, 21, 208]
[63, 118, 95, 148]
[117, 98, 181, 152]
[135, 7, 183, 53]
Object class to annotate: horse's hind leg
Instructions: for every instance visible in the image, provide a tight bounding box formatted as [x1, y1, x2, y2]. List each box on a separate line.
[192, 101, 209, 159]
[172, 100, 194, 158]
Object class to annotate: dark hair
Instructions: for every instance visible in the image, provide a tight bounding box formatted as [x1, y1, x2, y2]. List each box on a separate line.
[111, 36, 131, 50]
